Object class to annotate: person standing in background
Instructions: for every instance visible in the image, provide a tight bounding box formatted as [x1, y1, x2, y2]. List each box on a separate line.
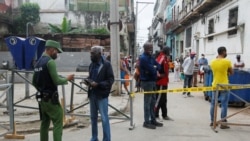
[198, 54, 208, 83]
[192, 60, 199, 87]
[140, 42, 163, 129]
[210, 46, 233, 129]
[182, 52, 196, 97]
[155, 46, 172, 121]
[120, 54, 130, 95]
[133, 57, 141, 92]
[234, 54, 245, 70]
[127, 55, 132, 74]
[174, 58, 181, 82]
[168, 59, 174, 73]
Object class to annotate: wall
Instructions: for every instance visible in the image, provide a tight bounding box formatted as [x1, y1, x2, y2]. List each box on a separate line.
[193, 0, 250, 68]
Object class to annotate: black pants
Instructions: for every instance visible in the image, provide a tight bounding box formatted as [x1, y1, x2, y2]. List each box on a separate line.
[155, 85, 168, 118]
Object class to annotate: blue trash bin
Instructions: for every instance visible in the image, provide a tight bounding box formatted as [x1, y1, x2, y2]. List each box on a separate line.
[5, 36, 25, 70]
[24, 37, 45, 70]
[228, 69, 250, 106]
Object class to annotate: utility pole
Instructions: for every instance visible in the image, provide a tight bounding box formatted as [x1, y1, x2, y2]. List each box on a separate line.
[110, 0, 121, 95]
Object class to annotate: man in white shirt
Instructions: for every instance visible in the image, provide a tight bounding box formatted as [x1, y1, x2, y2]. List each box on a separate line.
[182, 52, 196, 97]
[234, 55, 244, 70]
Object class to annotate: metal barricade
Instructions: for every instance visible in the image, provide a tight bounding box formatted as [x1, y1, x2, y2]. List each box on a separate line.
[63, 75, 135, 130]
[0, 83, 12, 137]
[0, 70, 8, 105]
[2, 70, 136, 139]
[211, 84, 250, 133]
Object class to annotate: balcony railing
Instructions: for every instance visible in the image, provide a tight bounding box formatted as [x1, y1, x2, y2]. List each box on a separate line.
[171, 0, 227, 33]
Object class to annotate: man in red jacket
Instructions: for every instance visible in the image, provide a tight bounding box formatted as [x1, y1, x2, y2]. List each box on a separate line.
[155, 46, 172, 120]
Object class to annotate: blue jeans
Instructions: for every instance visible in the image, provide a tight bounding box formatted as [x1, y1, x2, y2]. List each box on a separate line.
[210, 90, 230, 122]
[183, 74, 193, 95]
[140, 81, 156, 124]
[89, 95, 110, 141]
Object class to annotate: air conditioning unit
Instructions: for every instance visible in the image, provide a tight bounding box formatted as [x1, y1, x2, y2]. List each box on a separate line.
[194, 32, 200, 39]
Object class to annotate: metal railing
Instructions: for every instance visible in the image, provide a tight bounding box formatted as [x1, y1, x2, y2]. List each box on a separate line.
[211, 83, 250, 133]
[64, 75, 135, 130]
[1, 70, 135, 139]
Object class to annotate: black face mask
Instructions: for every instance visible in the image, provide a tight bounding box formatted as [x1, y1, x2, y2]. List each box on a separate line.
[51, 53, 57, 60]
[91, 56, 99, 62]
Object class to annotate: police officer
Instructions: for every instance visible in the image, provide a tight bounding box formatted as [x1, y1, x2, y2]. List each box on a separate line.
[32, 40, 74, 141]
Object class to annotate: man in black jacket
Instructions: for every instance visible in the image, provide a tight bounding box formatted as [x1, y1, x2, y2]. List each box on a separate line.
[84, 46, 114, 141]
[139, 42, 163, 129]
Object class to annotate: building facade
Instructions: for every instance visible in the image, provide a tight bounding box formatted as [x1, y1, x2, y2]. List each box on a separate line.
[0, 0, 135, 56]
[160, 0, 250, 68]
[151, 0, 167, 54]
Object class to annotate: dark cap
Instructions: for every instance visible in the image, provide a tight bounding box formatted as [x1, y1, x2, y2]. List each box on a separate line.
[236, 54, 241, 58]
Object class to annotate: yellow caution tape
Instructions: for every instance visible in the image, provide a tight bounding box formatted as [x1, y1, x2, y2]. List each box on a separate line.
[130, 84, 250, 97]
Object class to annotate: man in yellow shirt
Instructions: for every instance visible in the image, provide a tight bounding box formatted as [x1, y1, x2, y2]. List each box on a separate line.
[210, 46, 233, 129]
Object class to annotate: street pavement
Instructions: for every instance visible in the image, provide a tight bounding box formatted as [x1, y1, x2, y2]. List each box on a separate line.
[1, 72, 250, 141]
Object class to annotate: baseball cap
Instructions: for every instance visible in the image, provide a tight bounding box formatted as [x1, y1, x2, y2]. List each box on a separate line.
[190, 52, 196, 55]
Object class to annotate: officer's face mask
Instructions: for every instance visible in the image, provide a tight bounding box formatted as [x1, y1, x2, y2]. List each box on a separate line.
[51, 49, 58, 60]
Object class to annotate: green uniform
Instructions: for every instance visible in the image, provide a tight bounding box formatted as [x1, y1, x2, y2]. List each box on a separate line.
[33, 53, 68, 141]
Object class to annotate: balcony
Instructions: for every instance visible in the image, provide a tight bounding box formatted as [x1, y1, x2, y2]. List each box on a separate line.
[171, 0, 227, 33]
[164, 21, 174, 34]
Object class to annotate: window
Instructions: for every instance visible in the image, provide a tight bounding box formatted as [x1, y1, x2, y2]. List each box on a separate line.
[185, 27, 192, 47]
[191, 0, 194, 7]
[172, 8, 174, 21]
[173, 6, 176, 21]
[208, 19, 214, 41]
[228, 7, 238, 35]
[182, 0, 185, 11]
[176, 6, 180, 19]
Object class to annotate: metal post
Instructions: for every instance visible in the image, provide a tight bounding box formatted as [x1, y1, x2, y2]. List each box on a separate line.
[135, 1, 138, 59]
[70, 79, 75, 112]
[25, 22, 33, 98]
[110, 0, 121, 95]
[9, 70, 15, 132]
[62, 85, 67, 114]
[129, 79, 135, 130]
[26, 22, 33, 39]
